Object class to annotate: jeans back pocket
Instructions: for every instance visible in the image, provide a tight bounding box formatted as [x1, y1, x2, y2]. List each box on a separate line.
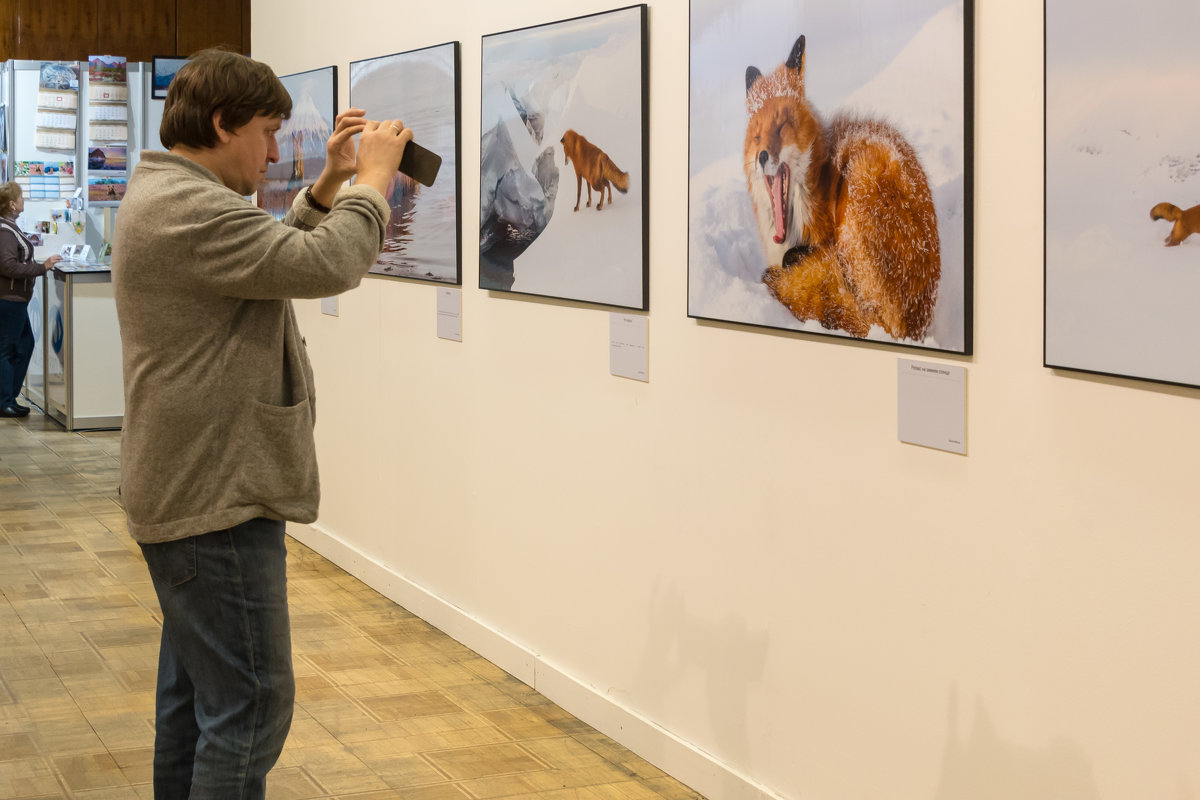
[140, 536, 198, 588]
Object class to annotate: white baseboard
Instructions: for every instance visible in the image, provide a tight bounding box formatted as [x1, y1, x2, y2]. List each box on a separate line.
[287, 521, 786, 800]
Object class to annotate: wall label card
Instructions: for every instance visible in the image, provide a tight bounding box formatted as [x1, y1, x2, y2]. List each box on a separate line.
[897, 358, 966, 454]
[610, 313, 648, 382]
[320, 296, 339, 317]
[437, 288, 462, 342]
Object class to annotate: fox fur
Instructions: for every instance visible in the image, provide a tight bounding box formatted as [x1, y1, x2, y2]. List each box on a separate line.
[1150, 202, 1200, 246]
[561, 129, 629, 212]
[745, 35, 940, 340]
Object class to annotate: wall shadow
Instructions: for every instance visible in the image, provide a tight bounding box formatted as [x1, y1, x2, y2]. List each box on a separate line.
[632, 580, 770, 795]
[933, 688, 1102, 800]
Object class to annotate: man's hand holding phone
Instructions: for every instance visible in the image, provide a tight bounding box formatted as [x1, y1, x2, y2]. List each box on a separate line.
[356, 119, 414, 199]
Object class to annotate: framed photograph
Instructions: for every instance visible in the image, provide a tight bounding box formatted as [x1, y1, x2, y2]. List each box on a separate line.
[259, 66, 338, 221]
[1044, 0, 1200, 387]
[88, 176, 127, 204]
[39, 62, 79, 91]
[151, 57, 188, 100]
[480, 5, 649, 310]
[352, 42, 462, 285]
[87, 145, 127, 173]
[88, 55, 127, 85]
[689, 0, 974, 353]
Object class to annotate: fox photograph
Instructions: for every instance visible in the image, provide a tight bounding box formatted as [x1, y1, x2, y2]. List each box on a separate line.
[480, 5, 648, 310]
[1045, 0, 1200, 388]
[689, 0, 972, 353]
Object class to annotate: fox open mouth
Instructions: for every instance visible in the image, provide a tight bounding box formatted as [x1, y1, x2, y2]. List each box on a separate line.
[765, 163, 790, 244]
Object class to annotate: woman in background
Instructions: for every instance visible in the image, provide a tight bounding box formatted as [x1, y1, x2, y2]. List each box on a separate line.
[0, 182, 61, 418]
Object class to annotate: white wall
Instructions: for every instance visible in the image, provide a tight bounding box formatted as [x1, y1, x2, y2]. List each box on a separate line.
[252, 1, 1200, 799]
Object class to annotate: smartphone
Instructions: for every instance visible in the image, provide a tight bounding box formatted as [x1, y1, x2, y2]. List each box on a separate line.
[398, 141, 442, 187]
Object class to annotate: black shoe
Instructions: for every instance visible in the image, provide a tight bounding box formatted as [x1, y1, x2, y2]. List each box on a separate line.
[0, 403, 30, 418]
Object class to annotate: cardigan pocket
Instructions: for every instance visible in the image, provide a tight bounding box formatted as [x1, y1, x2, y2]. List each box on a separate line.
[240, 398, 319, 506]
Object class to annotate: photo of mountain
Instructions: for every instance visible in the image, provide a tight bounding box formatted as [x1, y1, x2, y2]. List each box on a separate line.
[260, 66, 337, 221]
[88, 55, 127, 85]
[689, 0, 972, 353]
[151, 57, 187, 99]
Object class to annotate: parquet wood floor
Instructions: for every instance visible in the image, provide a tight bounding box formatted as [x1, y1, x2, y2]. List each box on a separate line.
[0, 415, 704, 800]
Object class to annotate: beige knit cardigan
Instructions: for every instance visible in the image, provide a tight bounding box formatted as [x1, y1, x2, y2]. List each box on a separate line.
[112, 151, 389, 543]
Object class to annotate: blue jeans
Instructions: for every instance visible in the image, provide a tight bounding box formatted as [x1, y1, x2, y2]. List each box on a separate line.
[139, 518, 295, 800]
[0, 298, 34, 405]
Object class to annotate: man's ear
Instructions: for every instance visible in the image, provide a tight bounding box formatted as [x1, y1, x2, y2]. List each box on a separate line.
[211, 110, 234, 145]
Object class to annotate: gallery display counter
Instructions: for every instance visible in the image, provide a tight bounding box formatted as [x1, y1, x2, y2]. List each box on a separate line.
[25, 265, 124, 431]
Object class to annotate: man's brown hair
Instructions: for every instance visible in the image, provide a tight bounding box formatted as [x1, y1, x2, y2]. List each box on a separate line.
[160, 49, 292, 150]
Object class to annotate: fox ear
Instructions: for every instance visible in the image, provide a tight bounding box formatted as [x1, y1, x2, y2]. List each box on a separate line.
[786, 35, 806, 74]
[745, 66, 762, 94]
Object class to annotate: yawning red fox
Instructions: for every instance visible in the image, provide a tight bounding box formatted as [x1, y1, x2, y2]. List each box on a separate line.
[746, 35, 940, 340]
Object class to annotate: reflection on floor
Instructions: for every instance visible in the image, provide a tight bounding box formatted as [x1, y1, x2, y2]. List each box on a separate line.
[0, 415, 705, 800]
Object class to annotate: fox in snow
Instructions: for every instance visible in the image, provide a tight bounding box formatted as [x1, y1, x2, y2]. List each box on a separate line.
[745, 35, 940, 340]
[1150, 202, 1200, 246]
[561, 129, 629, 212]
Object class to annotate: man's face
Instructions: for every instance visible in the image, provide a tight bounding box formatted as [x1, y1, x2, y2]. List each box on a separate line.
[218, 112, 282, 195]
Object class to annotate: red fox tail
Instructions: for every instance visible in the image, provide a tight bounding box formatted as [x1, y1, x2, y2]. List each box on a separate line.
[1151, 202, 1181, 222]
[603, 155, 629, 194]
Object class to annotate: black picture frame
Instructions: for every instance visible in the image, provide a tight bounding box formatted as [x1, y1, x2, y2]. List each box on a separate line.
[351, 42, 463, 286]
[479, 4, 650, 311]
[151, 56, 188, 100]
[688, 0, 975, 354]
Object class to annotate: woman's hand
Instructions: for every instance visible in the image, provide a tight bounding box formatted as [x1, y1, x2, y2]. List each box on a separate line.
[43, 254, 62, 271]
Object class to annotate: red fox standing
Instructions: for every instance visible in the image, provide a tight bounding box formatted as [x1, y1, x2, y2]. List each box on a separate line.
[1150, 202, 1200, 246]
[745, 35, 940, 340]
[561, 129, 629, 212]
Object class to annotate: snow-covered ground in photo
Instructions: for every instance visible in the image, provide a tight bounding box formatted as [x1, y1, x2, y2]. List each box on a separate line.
[1045, 1, 1200, 384]
[481, 10, 644, 308]
[689, 0, 966, 350]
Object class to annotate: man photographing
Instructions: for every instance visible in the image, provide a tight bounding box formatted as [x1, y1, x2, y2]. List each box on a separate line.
[112, 48, 411, 799]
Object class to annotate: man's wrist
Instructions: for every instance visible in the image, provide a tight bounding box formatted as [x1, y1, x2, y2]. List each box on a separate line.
[305, 185, 332, 214]
[356, 169, 395, 194]
[309, 167, 352, 211]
